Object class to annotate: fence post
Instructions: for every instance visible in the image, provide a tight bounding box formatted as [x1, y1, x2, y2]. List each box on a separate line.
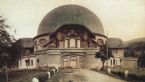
[55, 66, 58, 72]
[107, 68, 111, 74]
[52, 69, 55, 74]
[47, 71, 51, 79]
[125, 70, 129, 78]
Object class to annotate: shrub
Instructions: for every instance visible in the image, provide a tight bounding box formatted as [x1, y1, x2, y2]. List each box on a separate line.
[34, 72, 48, 82]
[48, 69, 55, 76]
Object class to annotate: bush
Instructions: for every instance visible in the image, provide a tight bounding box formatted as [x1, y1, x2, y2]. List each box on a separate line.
[48, 69, 55, 76]
[34, 72, 48, 82]
[128, 73, 145, 81]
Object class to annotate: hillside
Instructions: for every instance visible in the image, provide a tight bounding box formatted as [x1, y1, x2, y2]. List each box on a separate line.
[126, 37, 145, 45]
[124, 37, 145, 57]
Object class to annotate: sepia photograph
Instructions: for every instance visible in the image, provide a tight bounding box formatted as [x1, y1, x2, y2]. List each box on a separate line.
[0, 0, 145, 82]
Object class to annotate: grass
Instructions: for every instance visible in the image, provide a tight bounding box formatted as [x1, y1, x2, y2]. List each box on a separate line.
[92, 66, 145, 82]
[0, 69, 49, 82]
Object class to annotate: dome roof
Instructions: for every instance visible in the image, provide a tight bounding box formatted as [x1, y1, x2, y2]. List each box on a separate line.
[37, 5, 104, 36]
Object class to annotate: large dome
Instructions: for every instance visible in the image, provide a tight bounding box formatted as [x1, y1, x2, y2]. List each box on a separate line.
[37, 4, 104, 35]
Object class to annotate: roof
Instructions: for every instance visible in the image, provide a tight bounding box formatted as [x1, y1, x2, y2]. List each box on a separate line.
[37, 4, 104, 36]
[123, 57, 138, 61]
[19, 38, 33, 48]
[108, 38, 126, 48]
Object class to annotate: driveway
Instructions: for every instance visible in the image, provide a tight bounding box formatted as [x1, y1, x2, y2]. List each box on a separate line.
[59, 69, 125, 82]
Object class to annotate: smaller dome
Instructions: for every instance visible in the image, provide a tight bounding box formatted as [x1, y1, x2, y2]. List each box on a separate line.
[108, 38, 126, 48]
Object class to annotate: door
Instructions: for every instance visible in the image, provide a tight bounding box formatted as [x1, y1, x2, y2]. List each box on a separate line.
[70, 57, 77, 68]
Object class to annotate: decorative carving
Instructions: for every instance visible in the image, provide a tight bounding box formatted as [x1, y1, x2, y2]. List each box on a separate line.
[97, 39, 104, 45]
[39, 39, 46, 45]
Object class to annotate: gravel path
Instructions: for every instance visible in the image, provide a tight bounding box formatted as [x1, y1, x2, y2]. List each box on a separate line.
[59, 69, 126, 82]
[79, 69, 125, 82]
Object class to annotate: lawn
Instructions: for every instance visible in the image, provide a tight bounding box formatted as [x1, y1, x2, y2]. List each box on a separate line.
[0, 69, 48, 82]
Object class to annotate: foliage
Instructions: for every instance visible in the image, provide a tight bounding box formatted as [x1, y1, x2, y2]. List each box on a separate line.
[34, 72, 48, 82]
[125, 42, 145, 67]
[95, 43, 112, 60]
[95, 42, 112, 70]
[0, 16, 23, 67]
[110, 67, 145, 82]
[0, 16, 12, 67]
[0, 16, 11, 49]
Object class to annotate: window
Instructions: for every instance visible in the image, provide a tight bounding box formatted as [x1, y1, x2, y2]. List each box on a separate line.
[70, 57, 77, 68]
[31, 60, 33, 66]
[39, 39, 46, 45]
[113, 59, 115, 65]
[25, 59, 30, 66]
[37, 59, 39, 63]
[64, 38, 80, 48]
[97, 39, 104, 45]
[77, 39, 80, 48]
[69, 39, 76, 48]
[110, 59, 112, 66]
[64, 39, 68, 48]
[63, 58, 68, 67]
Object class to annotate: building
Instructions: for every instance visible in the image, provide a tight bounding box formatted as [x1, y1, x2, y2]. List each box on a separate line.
[106, 38, 126, 67]
[18, 5, 125, 69]
[122, 57, 138, 68]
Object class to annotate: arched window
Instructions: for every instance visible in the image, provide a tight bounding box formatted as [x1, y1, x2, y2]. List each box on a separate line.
[79, 58, 83, 68]
[97, 39, 104, 45]
[70, 57, 77, 68]
[63, 58, 68, 67]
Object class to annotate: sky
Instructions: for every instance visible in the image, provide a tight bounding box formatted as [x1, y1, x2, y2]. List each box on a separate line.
[0, 0, 145, 41]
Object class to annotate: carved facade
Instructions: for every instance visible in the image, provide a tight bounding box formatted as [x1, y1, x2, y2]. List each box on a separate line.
[18, 5, 125, 69]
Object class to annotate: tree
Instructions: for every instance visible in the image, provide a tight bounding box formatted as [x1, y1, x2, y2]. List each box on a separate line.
[0, 16, 23, 68]
[95, 43, 112, 70]
[0, 16, 12, 67]
[7, 40, 23, 67]
[125, 41, 145, 67]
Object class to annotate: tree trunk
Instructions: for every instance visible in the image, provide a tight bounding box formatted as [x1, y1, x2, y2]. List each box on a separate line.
[101, 60, 105, 71]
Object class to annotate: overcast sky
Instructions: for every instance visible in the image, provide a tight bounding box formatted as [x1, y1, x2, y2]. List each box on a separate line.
[0, 0, 145, 41]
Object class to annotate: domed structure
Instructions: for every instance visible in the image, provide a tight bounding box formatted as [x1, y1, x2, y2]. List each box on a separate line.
[37, 4, 104, 36]
[19, 5, 126, 69]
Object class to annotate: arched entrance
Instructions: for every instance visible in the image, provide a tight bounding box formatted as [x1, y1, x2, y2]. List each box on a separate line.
[70, 57, 77, 68]
[61, 55, 85, 69]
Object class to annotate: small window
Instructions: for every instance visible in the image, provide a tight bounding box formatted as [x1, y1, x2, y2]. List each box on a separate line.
[39, 39, 46, 45]
[110, 59, 112, 66]
[31, 60, 33, 66]
[25, 59, 30, 66]
[37, 59, 39, 63]
[97, 39, 104, 45]
[113, 59, 115, 65]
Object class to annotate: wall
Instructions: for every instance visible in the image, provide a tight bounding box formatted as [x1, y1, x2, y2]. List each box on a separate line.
[37, 53, 61, 67]
[86, 52, 100, 68]
[122, 58, 138, 68]
[19, 56, 37, 69]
